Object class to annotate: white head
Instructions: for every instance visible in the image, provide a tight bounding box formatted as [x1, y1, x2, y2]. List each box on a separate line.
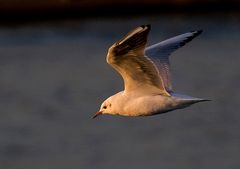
[92, 97, 115, 118]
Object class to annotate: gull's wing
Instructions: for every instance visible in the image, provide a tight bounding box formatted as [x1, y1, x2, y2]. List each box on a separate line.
[145, 30, 202, 92]
[107, 25, 170, 96]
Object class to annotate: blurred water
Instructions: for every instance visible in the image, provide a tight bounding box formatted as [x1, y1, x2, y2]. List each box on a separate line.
[0, 14, 240, 169]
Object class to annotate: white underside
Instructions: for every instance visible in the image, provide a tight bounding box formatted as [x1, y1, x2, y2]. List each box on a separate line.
[108, 91, 206, 117]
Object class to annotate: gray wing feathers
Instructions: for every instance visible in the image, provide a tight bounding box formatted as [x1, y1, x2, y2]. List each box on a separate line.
[145, 30, 202, 92]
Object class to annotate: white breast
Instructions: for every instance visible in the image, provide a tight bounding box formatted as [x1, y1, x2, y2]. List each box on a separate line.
[120, 94, 175, 116]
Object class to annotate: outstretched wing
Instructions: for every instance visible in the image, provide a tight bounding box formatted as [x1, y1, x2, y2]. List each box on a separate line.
[107, 25, 170, 96]
[145, 30, 202, 92]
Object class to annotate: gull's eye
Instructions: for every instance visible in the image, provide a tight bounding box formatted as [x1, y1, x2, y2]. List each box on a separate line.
[103, 106, 107, 109]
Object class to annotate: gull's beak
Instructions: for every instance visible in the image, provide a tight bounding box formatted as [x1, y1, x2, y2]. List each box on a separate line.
[92, 111, 102, 119]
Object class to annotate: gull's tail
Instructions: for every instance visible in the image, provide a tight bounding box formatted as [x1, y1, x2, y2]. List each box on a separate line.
[171, 92, 211, 106]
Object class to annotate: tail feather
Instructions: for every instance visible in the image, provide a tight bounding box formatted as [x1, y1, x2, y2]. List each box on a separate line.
[191, 98, 211, 103]
[171, 92, 211, 104]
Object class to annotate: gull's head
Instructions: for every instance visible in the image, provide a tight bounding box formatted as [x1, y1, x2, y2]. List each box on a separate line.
[92, 97, 114, 119]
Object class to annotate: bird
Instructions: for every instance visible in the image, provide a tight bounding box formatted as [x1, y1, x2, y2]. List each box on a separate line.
[93, 24, 210, 118]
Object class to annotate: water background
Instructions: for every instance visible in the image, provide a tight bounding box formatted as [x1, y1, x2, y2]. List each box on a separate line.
[0, 14, 240, 169]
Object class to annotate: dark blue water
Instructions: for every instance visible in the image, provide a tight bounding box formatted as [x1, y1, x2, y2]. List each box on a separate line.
[0, 14, 239, 169]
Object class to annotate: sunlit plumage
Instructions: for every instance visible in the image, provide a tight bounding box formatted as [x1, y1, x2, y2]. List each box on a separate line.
[93, 25, 209, 118]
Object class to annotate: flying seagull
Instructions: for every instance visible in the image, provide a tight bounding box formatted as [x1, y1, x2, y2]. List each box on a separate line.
[93, 25, 209, 118]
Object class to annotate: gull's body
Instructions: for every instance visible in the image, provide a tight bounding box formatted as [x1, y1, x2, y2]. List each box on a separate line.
[103, 91, 206, 117]
[93, 25, 209, 118]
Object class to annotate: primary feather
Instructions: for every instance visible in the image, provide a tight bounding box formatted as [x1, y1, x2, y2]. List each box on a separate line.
[145, 30, 202, 92]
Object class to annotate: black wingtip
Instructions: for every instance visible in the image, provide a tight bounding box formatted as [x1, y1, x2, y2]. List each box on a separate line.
[191, 30, 203, 36]
[141, 24, 151, 30]
[179, 29, 203, 46]
[113, 25, 151, 56]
